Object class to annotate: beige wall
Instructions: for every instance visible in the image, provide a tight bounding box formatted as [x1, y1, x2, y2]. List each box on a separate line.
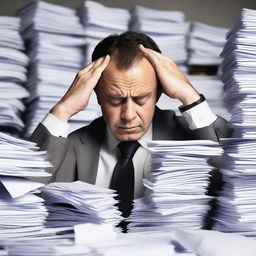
[1, 0, 256, 28]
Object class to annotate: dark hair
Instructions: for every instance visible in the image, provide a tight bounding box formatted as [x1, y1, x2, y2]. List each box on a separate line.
[92, 31, 161, 69]
[92, 31, 162, 98]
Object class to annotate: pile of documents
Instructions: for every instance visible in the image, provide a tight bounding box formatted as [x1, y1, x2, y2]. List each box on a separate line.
[18, 1, 100, 137]
[0, 17, 29, 135]
[187, 22, 228, 66]
[78, 1, 130, 65]
[0, 131, 52, 241]
[157, 75, 230, 120]
[130, 5, 189, 69]
[128, 140, 223, 233]
[3, 239, 96, 256]
[40, 181, 123, 230]
[2, 231, 177, 256]
[212, 8, 256, 237]
[174, 229, 256, 256]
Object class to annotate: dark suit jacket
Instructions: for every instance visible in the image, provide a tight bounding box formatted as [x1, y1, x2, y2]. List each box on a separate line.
[30, 107, 231, 191]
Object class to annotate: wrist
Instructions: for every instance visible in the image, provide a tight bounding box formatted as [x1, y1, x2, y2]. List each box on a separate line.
[179, 94, 205, 113]
[178, 89, 200, 106]
[50, 103, 71, 123]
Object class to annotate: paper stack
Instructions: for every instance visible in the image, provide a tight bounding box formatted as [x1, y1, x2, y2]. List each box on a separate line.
[78, 1, 130, 65]
[3, 232, 176, 256]
[128, 140, 223, 233]
[212, 8, 256, 237]
[18, 1, 100, 137]
[40, 181, 123, 230]
[3, 239, 98, 256]
[0, 16, 29, 135]
[188, 22, 229, 66]
[174, 229, 256, 256]
[157, 75, 230, 120]
[0, 131, 52, 241]
[130, 5, 189, 71]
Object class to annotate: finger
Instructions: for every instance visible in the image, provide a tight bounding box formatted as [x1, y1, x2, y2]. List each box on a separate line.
[140, 44, 176, 65]
[93, 54, 110, 74]
[140, 45, 189, 83]
[79, 56, 105, 74]
[89, 56, 106, 72]
[139, 44, 163, 70]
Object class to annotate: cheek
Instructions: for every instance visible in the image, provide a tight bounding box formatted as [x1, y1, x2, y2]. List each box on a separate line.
[138, 100, 156, 124]
[101, 104, 120, 125]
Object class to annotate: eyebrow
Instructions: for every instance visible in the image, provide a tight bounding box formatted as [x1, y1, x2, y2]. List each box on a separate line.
[107, 93, 152, 100]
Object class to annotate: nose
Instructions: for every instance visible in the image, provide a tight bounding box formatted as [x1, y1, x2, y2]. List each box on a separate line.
[121, 98, 137, 122]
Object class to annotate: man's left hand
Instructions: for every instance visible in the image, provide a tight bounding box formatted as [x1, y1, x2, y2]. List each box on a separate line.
[139, 44, 200, 106]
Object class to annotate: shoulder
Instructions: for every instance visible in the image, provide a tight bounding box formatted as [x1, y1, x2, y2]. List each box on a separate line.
[68, 116, 106, 144]
[153, 107, 190, 140]
[153, 107, 187, 128]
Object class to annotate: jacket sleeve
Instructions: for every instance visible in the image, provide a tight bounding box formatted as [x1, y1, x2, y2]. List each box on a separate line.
[29, 123, 77, 184]
[177, 115, 232, 142]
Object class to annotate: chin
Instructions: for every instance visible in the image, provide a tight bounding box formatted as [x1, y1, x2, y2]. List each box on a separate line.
[116, 132, 143, 141]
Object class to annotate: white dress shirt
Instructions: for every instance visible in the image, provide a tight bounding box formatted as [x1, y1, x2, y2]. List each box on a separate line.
[41, 101, 217, 198]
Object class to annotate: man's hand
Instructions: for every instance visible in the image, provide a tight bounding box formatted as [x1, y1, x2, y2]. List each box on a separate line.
[50, 55, 110, 122]
[139, 44, 200, 106]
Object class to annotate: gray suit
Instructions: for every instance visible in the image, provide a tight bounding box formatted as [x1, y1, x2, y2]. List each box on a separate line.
[30, 107, 231, 190]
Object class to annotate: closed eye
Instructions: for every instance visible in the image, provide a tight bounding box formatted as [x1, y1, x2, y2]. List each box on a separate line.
[133, 93, 151, 105]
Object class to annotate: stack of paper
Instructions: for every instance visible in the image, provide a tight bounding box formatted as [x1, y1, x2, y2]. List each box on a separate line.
[0, 17, 29, 135]
[188, 22, 229, 66]
[78, 1, 130, 65]
[18, 1, 101, 137]
[3, 232, 176, 256]
[212, 8, 256, 237]
[0, 131, 52, 178]
[128, 140, 223, 233]
[0, 131, 52, 241]
[130, 5, 189, 69]
[174, 229, 256, 256]
[40, 181, 123, 230]
[3, 239, 96, 256]
[157, 75, 230, 120]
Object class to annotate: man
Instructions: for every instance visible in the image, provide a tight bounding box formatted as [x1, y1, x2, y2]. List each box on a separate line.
[30, 31, 230, 218]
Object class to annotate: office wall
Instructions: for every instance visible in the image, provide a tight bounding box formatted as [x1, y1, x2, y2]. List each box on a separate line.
[1, 0, 256, 28]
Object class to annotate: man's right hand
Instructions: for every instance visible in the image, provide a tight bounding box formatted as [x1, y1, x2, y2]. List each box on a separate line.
[50, 55, 110, 122]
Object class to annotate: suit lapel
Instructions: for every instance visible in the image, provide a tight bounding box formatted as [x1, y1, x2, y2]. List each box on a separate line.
[75, 117, 106, 184]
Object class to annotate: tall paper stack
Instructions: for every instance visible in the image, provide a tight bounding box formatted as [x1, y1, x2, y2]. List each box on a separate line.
[128, 140, 223, 233]
[18, 1, 100, 137]
[78, 1, 130, 65]
[130, 5, 189, 72]
[213, 8, 256, 237]
[188, 22, 228, 66]
[0, 17, 29, 135]
[0, 131, 51, 241]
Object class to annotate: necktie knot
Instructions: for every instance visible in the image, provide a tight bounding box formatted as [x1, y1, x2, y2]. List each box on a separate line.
[118, 141, 140, 159]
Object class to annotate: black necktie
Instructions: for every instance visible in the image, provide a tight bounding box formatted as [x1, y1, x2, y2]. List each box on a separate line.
[110, 141, 140, 218]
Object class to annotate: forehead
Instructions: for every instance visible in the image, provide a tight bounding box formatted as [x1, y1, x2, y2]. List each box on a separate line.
[98, 56, 157, 95]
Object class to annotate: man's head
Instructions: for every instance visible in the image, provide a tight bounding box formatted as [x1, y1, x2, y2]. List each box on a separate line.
[92, 31, 162, 141]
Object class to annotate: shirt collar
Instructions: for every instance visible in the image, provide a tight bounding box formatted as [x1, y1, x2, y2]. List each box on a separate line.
[104, 124, 153, 153]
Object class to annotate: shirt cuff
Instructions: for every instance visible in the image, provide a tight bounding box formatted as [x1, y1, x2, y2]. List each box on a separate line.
[180, 100, 218, 130]
[41, 113, 69, 138]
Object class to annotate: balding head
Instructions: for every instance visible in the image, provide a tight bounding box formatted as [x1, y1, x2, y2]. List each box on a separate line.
[92, 31, 161, 70]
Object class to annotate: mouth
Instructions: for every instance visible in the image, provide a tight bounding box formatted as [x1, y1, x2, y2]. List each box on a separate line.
[118, 126, 139, 133]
